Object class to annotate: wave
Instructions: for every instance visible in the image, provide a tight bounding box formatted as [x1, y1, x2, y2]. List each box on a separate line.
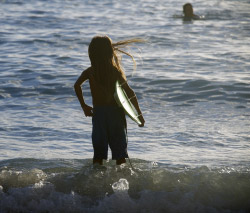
[0, 158, 249, 213]
[1, 74, 250, 105]
[140, 78, 250, 105]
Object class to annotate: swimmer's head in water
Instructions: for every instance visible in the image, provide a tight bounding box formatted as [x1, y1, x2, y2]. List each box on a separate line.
[183, 3, 194, 18]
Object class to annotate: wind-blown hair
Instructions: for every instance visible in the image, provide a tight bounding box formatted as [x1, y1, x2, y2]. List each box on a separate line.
[88, 35, 143, 98]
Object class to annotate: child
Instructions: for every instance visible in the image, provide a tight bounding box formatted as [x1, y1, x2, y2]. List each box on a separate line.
[74, 35, 145, 165]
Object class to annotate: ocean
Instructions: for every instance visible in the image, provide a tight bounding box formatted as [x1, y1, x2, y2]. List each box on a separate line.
[0, 0, 250, 212]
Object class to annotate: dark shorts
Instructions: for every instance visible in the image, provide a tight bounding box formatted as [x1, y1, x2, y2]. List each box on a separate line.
[92, 106, 128, 160]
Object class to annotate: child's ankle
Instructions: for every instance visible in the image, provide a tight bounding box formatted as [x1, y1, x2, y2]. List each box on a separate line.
[93, 158, 103, 165]
[116, 158, 126, 165]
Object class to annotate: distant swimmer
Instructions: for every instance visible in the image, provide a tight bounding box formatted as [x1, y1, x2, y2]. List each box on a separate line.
[183, 3, 200, 20]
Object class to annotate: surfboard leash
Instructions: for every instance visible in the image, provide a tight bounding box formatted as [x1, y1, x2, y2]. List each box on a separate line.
[125, 123, 135, 171]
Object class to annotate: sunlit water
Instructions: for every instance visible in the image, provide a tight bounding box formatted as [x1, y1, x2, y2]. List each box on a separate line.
[0, 0, 250, 212]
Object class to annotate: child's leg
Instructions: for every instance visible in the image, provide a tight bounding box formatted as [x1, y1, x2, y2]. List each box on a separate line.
[116, 158, 126, 165]
[92, 107, 109, 164]
[108, 107, 128, 163]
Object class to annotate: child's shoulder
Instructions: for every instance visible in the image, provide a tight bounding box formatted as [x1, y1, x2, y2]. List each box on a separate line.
[83, 66, 93, 74]
[81, 66, 93, 77]
[116, 70, 127, 83]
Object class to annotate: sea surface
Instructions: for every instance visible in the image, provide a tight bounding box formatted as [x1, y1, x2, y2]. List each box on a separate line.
[0, 0, 250, 212]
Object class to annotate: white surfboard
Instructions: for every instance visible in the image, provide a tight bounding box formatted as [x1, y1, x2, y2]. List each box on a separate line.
[114, 81, 142, 125]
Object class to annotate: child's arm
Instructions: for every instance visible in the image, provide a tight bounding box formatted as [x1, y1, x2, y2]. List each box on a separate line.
[122, 82, 145, 127]
[74, 68, 93, 117]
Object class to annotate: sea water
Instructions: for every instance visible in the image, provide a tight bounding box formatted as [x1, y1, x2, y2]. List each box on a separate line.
[0, 0, 250, 212]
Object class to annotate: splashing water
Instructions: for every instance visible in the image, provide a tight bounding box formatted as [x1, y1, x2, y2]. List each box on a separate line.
[0, 159, 250, 212]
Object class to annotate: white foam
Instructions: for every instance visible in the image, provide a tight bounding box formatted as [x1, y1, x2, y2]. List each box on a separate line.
[112, 178, 129, 192]
[0, 160, 250, 212]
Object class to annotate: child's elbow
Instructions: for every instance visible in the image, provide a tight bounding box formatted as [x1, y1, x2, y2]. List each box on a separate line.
[74, 82, 79, 90]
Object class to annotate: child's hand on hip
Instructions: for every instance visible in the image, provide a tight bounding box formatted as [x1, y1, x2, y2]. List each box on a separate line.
[82, 104, 93, 117]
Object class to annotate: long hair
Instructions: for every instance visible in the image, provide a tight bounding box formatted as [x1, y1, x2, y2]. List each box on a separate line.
[88, 35, 143, 99]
